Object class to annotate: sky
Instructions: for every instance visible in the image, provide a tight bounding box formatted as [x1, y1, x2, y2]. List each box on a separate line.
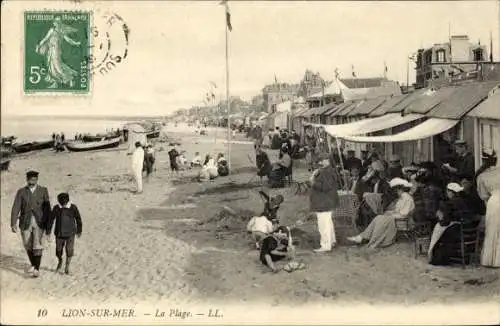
[1, 0, 499, 116]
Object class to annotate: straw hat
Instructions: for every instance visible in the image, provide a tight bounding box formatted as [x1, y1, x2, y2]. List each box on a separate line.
[389, 177, 412, 188]
[447, 183, 464, 193]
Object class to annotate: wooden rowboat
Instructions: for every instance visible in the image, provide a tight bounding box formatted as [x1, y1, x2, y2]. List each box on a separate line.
[12, 140, 53, 153]
[65, 137, 121, 152]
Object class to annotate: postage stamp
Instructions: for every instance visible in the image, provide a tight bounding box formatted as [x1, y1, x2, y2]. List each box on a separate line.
[23, 11, 91, 94]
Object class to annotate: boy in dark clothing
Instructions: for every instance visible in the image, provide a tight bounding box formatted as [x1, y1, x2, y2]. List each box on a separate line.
[168, 146, 180, 175]
[46, 193, 82, 275]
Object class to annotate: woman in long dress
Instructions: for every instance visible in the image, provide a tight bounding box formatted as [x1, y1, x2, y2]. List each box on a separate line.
[36, 17, 81, 88]
[477, 154, 500, 268]
[348, 178, 415, 248]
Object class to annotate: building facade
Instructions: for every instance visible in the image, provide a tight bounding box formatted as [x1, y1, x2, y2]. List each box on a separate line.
[415, 35, 492, 88]
[262, 83, 300, 113]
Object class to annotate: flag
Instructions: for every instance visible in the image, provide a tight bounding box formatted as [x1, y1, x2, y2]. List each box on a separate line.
[220, 0, 232, 32]
[211, 92, 216, 101]
[351, 65, 356, 78]
[384, 62, 388, 72]
[209, 81, 217, 89]
[274, 75, 278, 84]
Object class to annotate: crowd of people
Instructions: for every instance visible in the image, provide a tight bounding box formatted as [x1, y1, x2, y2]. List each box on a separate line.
[250, 132, 499, 270]
[129, 142, 232, 194]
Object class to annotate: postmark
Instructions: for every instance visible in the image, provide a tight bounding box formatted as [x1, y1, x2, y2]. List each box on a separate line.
[24, 11, 91, 93]
[86, 10, 130, 76]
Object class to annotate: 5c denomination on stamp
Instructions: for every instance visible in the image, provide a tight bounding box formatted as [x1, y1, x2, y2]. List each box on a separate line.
[24, 11, 91, 94]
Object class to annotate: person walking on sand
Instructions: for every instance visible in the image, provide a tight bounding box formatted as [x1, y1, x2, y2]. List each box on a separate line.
[131, 141, 145, 193]
[46, 193, 82, 274]
[11, 170, 51, 278]
[309, 152, 340, 253]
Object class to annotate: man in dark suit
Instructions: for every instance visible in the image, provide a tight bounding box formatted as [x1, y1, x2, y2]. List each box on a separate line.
[442, 140, 475, 182]
[344, 150, 362, 172]
[11, 170, 51, 278]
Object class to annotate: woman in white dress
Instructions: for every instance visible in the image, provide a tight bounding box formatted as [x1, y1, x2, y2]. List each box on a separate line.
[477, 155, 500, 268]
[347, 178, 415, 248]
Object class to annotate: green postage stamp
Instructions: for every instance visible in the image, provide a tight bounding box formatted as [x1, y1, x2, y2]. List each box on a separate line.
[24, 11, 91, 94]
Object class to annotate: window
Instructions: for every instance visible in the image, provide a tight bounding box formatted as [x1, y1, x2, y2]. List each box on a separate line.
[473, 48, 484, 61]
[436, 49, 445, 62]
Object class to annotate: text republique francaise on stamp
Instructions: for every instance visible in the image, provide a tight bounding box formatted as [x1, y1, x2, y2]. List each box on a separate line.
[24, 11, 91, 94]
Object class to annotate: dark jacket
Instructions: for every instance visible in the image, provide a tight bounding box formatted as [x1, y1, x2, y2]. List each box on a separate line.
[438, 195, 474, 226]
[454, 152, 475, 181]
[345, 157, 362, 171]
[47, 203, 83, 237]
[11, 185, 51, 231]
[309, 166, 340, 212]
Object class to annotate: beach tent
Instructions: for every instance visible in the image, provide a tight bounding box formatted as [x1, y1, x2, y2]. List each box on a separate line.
[304, 113, 423, 137]
[340, 117, 459, 143]
[126, 123, 147, 154]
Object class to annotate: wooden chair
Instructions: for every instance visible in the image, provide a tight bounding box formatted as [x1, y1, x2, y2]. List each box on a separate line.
[448, 219, 482, 268]
[413, 222, 433, 259]
[395, 211, 416, 242]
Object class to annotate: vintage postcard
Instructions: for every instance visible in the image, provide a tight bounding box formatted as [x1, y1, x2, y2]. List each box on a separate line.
[1, 0, 500, 325]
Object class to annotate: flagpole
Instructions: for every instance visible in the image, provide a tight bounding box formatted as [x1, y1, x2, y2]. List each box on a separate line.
[225, 7, 231, 172]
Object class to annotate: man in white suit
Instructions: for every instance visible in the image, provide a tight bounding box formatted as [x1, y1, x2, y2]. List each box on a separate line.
[131, 141, 145, 193]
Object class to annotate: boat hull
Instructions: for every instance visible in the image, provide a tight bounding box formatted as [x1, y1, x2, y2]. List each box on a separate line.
[66, 138, 121, 152]
[12, 140, 53, 153]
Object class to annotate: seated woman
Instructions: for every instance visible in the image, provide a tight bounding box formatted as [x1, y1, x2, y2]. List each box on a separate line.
[348, 178, 415, 248]
[216, 153, 229, 177]
[428, 183, 478, 266]
[260, 226, 295, 273]
[198, 154, 218, 181]
[268, 144, 292, 188]
[356, 164, 397, 229]
[412, 162, 445, 228]
[255, 145, 272, 180]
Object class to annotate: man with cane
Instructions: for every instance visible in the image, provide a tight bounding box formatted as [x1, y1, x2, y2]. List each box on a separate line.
[11, 170, 51, 278]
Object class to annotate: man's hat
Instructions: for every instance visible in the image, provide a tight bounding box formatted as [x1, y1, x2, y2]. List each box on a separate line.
[454, 139, 467, 146]
[347, 149, 355, 153]
[26, 170, 39, 178]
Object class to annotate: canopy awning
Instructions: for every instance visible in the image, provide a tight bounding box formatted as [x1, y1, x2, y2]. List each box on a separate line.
[466, 91, 500, 120]
[340, 118, 459, 143]
[305, 113, 423, 137]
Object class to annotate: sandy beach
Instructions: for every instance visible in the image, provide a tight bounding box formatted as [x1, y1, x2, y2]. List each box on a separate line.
[1, 125, 499, 309]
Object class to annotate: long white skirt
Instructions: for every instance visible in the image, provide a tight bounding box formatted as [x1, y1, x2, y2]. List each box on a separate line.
[481, 189, 500, 267]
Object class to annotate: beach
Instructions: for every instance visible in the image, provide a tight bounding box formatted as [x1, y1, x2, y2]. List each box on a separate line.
[1, 124, 499, 310]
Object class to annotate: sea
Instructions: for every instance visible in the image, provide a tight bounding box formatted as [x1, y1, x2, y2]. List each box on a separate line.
[1, 116, 146, 142]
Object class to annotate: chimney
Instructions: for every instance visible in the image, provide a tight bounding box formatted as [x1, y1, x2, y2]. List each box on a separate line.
[450, 35, 470, 62]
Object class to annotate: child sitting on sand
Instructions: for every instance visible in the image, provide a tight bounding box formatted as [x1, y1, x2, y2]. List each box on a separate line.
[260, 226, 295, 273]
[46, 193, 83, 275]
